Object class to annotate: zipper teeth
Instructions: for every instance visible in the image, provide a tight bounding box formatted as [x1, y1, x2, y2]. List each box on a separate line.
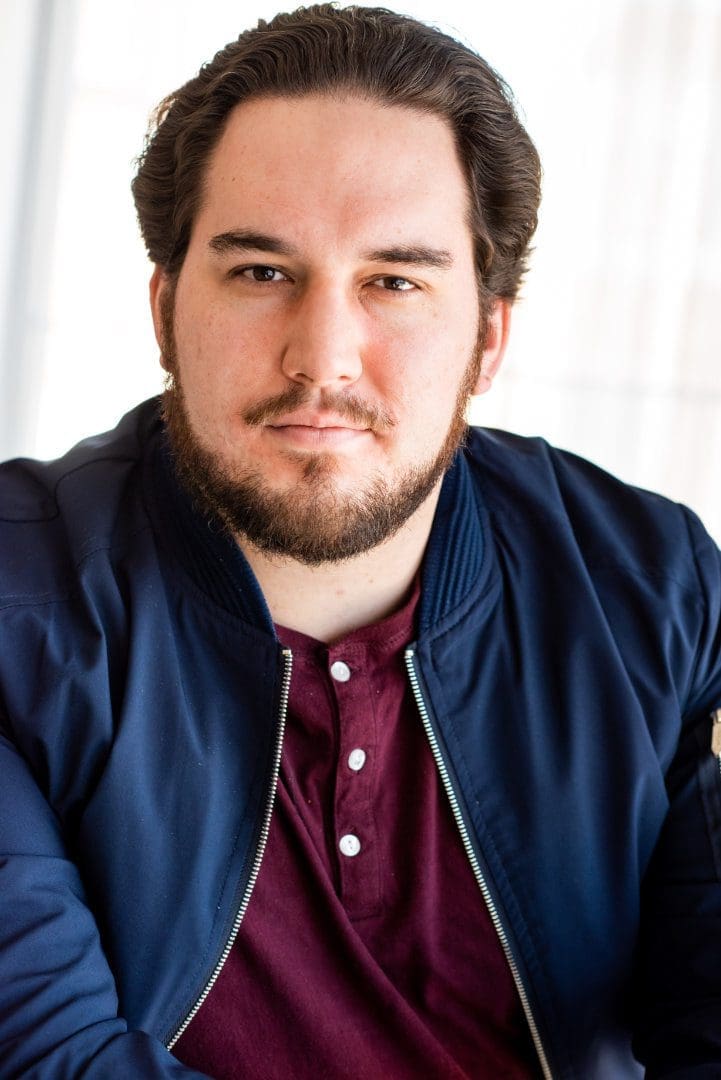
[167, 648, 293, 1049]
[404, 648, 553, 1080]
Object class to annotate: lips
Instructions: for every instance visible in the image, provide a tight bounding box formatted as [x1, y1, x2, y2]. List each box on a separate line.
[264, 414, 374, 449]
[268, 412, 370, 432]
[242, 386, 395, 433]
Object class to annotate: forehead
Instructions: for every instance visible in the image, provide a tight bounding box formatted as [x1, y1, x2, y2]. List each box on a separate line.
[192, 94, 474, 256]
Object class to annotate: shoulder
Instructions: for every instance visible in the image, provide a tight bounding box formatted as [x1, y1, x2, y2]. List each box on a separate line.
[0, 399, 162, 605]
[463, 426, 714, 584]
[463, 428, 721, 710]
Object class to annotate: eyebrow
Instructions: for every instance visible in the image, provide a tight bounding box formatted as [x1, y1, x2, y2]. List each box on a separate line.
[364, 246, 454, 269]
[208, 229, 454, 269]
[209, 230, 298, 258]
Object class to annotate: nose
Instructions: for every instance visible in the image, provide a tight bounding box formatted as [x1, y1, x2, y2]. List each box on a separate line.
[281, 282, 364, 388]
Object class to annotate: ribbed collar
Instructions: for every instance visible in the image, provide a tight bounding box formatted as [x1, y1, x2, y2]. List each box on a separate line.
[146, 432, 275, 634]
[416, 445, 488, 637]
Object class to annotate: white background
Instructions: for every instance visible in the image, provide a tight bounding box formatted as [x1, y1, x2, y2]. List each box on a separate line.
[1, 0, 720, 538]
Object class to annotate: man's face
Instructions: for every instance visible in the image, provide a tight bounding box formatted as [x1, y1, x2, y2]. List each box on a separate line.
[152, 94, 508, 564]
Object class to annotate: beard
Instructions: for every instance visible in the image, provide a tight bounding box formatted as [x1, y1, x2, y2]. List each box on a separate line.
[159, 284, 484, 566]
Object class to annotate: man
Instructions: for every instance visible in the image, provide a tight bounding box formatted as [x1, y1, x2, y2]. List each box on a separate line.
[1, 5, 720, 1078]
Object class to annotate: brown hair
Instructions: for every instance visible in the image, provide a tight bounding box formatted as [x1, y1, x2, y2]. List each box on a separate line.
[132, 4, 541, 302]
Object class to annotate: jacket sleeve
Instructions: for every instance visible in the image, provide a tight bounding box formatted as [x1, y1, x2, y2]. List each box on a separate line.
[633, 510, 721, 1077]
[0, 727, 211, 1079]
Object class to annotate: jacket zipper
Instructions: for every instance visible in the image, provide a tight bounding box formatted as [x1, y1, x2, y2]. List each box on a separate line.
[167, 647, 293, 1049]
[404, 647, 553, 1080]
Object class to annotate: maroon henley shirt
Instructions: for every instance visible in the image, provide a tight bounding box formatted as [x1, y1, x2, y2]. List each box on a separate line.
[174, 583, 538, 1078]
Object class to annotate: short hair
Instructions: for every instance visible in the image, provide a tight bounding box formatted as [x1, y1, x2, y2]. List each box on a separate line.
[132, 4, 541, 303]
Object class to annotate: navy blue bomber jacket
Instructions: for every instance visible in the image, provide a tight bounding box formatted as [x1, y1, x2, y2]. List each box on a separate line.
[1, 399, 721, 1078]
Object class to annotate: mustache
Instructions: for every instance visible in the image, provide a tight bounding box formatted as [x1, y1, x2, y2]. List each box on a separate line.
[242, 383, 396, 432]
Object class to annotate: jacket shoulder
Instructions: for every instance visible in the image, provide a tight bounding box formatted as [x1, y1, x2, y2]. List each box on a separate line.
[0, 399, 161, 604]
[464, 426, 709, 577]
[464, 427, 721, 715]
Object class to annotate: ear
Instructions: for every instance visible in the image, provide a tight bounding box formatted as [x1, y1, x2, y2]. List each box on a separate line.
[472, 300, 512, 396]
[149, 266, 172, 373]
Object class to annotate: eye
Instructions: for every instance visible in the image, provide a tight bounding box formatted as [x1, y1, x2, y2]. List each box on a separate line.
[374, 276, 416, 292]
[237, 265, 289, 283]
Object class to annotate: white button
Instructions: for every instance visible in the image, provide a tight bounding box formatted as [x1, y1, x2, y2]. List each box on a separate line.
[339, 833, 361, 857]
[348, 748, 366, 772]
[330, 660, 351, 682]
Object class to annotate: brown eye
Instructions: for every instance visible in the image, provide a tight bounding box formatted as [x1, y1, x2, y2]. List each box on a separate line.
[246, 265, 281, 282]
[377, 276, 414, 291]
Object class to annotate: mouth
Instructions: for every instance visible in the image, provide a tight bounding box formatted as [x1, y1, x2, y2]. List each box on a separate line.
[266, 415, 373, 448]
[269, 411, 370, 432]
[242, 387, 395, 435]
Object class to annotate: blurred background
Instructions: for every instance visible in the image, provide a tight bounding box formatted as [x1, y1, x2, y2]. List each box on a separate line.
[1, 0, 719, 538]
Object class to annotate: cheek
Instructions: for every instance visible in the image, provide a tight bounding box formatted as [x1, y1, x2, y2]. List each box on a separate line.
[370, 318, 469, 412]
[175, 302, 281, 400]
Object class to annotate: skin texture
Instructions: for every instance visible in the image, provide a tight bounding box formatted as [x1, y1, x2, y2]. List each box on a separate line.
[151, 94, 510, 639]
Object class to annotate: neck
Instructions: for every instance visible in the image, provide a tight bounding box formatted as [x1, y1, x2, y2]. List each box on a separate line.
[238, 484, 441, 643]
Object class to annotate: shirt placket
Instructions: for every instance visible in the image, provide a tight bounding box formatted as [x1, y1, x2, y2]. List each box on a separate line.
[326, 641, 382, 919]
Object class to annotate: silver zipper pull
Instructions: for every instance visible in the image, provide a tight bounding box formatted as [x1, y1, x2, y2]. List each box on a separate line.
[711, 708, 721, 757]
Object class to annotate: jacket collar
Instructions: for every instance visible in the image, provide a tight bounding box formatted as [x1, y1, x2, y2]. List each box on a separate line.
[147, 429, 276, 634]
[417, 444, 489, 637]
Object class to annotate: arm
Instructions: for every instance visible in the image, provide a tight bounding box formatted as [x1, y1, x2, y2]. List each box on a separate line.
[633, 512, 721, 1076]
[0, 728, 211, 1079]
